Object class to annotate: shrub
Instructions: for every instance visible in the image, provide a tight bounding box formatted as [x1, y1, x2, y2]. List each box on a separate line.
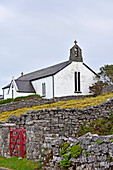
[89, 81, 105, 96]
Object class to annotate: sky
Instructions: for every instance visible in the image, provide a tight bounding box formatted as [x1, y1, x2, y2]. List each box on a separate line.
[0, 0, 113, 94]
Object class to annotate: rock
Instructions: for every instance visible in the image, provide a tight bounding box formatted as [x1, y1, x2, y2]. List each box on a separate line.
[6, 115, 17, 123]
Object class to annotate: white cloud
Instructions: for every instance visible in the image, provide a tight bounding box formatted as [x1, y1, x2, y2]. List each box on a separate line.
[0, 5, 14, 22]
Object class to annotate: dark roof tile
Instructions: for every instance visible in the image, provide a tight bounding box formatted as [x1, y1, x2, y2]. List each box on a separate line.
[17, 60, 71, 81]
[16, 80, 36, 93]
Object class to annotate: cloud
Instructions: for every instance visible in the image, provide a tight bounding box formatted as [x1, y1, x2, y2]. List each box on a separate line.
[0, 5, 14, 23]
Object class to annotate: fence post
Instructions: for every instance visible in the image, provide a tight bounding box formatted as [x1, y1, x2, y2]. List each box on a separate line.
[20, 127, 24, 157]
[10, 127, 13, 156]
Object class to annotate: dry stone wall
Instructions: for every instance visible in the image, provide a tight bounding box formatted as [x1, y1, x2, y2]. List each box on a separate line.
[0, 95, 90, 113]
[0, 98, 53, 113]
[6, 97, 113, 137]
[1, 97, 113, 169]
[30, 133, 113, 170]
[0, 122, 15, 157]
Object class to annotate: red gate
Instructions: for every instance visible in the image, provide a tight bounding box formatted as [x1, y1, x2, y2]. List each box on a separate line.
[10, 127, 26, 157]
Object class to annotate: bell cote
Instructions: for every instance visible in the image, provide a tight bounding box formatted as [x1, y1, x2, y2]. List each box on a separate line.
[69, 40, 83, 62]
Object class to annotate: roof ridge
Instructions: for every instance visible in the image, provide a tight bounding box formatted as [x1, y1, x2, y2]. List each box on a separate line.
[17, 60, 71, 81]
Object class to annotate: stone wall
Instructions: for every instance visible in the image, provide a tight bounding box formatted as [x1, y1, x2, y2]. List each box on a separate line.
[1, 97, 113, 169]
[6, 97, 113, 137]
[28, 132, 113, 170]
[0, 98, 53, 113]
[0, 122, 15, 157]
[0, 95, 90, 113]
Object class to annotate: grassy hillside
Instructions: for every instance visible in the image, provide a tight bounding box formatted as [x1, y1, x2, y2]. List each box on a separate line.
[0, 93, 113, 122]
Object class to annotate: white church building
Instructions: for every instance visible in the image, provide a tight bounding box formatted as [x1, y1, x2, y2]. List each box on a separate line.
[2, 41, 97, 99]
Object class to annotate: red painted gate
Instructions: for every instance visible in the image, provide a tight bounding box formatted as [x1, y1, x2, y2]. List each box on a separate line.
[10, 127, 26, 157]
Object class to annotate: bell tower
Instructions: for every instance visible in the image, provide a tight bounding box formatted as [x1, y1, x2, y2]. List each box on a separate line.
[69, 40, 83, 62]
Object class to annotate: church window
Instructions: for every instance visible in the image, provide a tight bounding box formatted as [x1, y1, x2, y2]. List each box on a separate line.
[42, 83, 46, 97]
[75, 72, 81, 93]
[78, 72, 80, 92]
[75, 72, 77, 92]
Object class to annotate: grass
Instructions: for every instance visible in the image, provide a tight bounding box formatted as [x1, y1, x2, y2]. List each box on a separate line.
[0, 98, 14, 105]
[0, 157, 41, 170]
[0, 93, 113, 122]
[0, 94, 41, 105]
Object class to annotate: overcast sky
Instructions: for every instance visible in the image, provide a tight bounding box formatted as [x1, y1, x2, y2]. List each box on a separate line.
[0, 0, 113, 94]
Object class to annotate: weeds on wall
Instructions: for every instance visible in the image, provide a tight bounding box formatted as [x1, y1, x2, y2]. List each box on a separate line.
[76, 113, 113, 136]
[59, 142, 82, 167]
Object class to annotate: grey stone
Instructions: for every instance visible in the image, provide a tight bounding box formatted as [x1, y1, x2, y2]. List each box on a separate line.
[88, 155, 95, 163]
[0, 121, 5, 124]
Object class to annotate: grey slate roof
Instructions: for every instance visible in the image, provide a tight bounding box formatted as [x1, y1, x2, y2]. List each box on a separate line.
[15, 80, 36, 93]
[17, 60, 71, 81]
[16, 60, 71, 93]
[2, 60, 97, 93]
[2, 83, 11, 89]
[2, 60, 71, 93]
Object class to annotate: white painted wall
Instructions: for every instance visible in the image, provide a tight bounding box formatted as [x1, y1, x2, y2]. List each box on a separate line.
[54, 61, 96, 97]
[3, 88, 12, 99]
[3, 80, 34, 99]
[14, 91, 34, 98]
[32, 76, 53, 98]
[4, 87, 34, 99]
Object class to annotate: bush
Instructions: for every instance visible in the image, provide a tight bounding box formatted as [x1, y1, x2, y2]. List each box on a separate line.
[89, 64, 113, 96]
[89, 81, 105, 96]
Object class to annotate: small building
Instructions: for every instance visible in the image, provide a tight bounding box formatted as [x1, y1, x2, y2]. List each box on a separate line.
[2, 41, 97, 99]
